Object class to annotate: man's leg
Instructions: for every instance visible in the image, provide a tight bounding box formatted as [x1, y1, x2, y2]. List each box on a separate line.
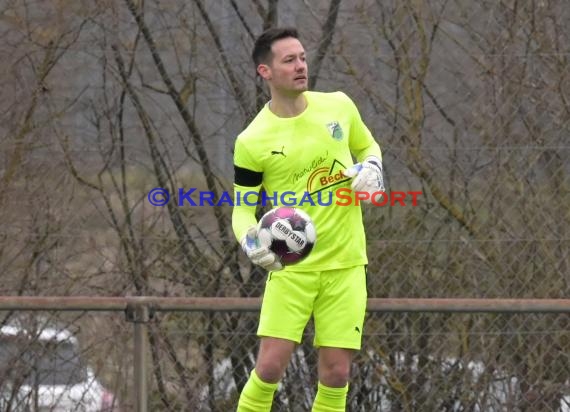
[237, 337, 296, 412]
[311, 266, 367, 412]
[238, 269, 317, 411]
[311, 347, 353, 412]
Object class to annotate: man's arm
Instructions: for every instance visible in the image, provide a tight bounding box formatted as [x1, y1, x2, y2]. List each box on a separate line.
[345, 94, 382, 162]
[232, 165, 263, 241]
[232, 193, 259, 241]
[343, 93, 385, 195]
[232, 161, 283, 271]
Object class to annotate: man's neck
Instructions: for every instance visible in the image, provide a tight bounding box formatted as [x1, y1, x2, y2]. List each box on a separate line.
[268, 92, 307, 118]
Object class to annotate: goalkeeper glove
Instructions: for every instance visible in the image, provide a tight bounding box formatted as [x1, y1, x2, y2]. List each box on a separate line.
[345, 156, 385, 197]
[240, 226, 283, 271]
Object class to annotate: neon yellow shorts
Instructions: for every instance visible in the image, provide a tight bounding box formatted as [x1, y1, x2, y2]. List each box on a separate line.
[257, 265, 367, 349]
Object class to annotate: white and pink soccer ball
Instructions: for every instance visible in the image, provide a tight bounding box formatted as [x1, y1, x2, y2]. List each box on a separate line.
[257, 207, 316, 265]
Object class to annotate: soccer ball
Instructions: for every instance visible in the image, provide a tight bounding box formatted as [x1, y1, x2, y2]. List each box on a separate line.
[257, 207, 316, 265]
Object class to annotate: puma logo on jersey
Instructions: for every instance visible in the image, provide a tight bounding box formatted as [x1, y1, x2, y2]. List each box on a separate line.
[271, 146, 286, 157]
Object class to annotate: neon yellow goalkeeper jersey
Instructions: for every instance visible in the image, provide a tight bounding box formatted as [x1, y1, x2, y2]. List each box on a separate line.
[232, 91, 382, 271]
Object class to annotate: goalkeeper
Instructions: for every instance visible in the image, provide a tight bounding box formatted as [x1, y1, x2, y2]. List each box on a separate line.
[232, 27, 384, 412]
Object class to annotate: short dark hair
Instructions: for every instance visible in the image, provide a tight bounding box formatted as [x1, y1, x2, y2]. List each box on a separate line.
[252, 27, 299, 67]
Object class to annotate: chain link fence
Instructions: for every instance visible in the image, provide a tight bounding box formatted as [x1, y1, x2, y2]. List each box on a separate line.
[1, 0, 569, 410]
[0, 299, 569, 411]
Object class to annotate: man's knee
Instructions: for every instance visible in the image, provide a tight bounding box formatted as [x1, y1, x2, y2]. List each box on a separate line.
[318, 348, 353, 387]
[320, 360, 351, 387]
[255, 337, 296, 383]
[255, 357, 287, 383]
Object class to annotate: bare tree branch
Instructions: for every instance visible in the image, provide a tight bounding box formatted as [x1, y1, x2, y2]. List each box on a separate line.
[309, 0, 341, 89]
[264, 0, 278, 30]
[123, 0, 239, 282]
[193, 0, 251, 116]
[228, 0, 255, 40]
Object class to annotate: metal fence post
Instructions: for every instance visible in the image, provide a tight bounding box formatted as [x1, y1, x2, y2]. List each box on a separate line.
[126, 303, 152, 412]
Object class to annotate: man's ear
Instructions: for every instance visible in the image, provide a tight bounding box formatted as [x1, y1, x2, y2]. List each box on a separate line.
[257, 64, 271, 80]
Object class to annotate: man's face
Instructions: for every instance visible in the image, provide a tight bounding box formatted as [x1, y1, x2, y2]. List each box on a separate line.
[259, 37, 308, 95]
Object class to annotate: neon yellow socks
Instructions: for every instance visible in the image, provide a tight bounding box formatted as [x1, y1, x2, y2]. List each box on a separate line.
[236, 369, 278, 412]
[237, 373, 348, 411]
[312, 382, 348, 412]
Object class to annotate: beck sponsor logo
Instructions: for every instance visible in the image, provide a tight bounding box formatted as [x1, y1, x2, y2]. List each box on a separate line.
[319, 170, 347, 186]
[307, 159, 351, 194]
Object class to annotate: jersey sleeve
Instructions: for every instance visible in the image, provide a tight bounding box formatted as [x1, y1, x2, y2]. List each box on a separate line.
[232, 137, 262, 242]
[231, 183, 261, 242]
[234, 137, 262, 173]
[344, 93, 383, 162]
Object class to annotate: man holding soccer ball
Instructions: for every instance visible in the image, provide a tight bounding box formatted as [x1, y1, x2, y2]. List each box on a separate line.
[232, 27, 384, 411]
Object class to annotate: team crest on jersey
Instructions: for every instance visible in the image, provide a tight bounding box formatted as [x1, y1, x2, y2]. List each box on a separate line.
[326, 121, 344, 141]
